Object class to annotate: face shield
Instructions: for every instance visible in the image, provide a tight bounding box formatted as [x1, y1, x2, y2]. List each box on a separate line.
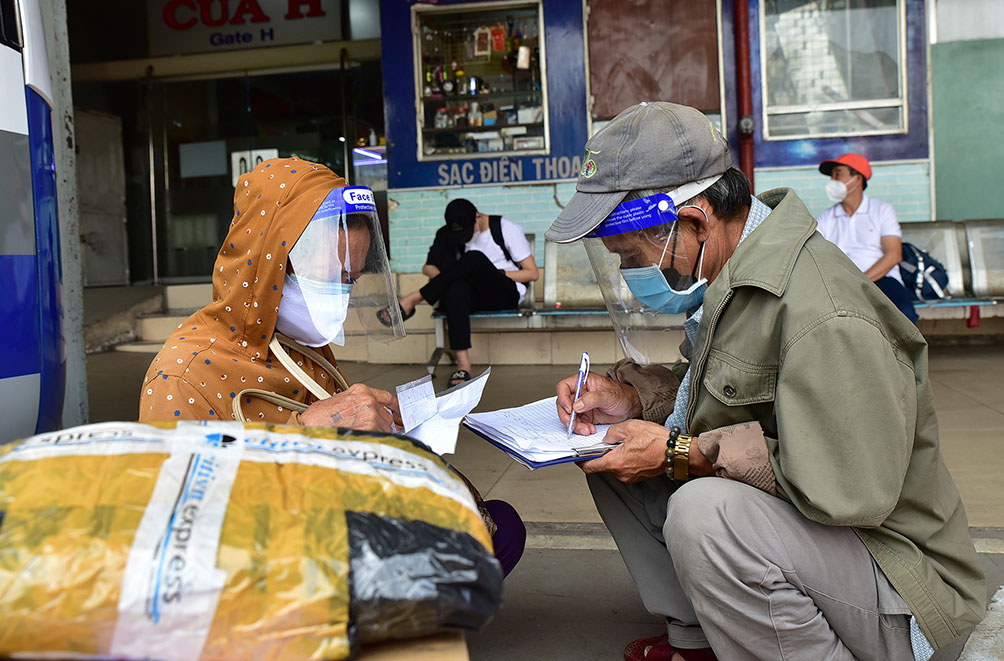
[284, 186, 404, 348]
[582, 193, 707, 364]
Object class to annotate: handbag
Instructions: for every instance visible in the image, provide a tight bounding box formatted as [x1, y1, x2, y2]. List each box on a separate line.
[899, 242, 950, 301]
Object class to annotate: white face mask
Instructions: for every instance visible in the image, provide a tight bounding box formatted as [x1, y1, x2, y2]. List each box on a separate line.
[275, 274, 352, 347]
[825, 178, 858, 203]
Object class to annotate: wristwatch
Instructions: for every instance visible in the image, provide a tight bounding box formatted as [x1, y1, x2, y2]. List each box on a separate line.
[664, 426, 693, 482]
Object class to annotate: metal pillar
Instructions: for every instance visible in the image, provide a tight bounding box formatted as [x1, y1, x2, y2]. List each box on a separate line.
[734, 0, 755, 190]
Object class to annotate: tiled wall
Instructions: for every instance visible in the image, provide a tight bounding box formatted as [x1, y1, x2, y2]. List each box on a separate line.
[387, 160, 932, 274]
[387, 182, 577, 273]
[754, 160, 932, 223]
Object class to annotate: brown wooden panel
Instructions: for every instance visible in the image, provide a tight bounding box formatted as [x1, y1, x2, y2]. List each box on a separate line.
[587, 0, 720, 119]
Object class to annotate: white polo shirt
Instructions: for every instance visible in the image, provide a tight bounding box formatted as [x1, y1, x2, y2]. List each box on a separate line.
[815, 194, 903, 284]
[465, 217, 533, 300]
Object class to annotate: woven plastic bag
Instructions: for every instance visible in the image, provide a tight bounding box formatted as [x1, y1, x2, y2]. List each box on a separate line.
[0, 421, 502, 659]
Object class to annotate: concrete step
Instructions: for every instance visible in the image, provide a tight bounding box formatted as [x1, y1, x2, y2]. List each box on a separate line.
[84, 288, 164, 354]
[136, 313, 191, 343]
[114, 341, 164, 353]
[165, 283, 211, 310]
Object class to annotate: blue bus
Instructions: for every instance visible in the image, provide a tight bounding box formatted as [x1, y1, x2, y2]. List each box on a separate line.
[0, 0, 64, 444]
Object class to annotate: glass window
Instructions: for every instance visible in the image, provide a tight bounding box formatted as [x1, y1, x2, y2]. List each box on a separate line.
[145, 64, 383, 282]
[761, 0, 905, 139]
[413, 2, 546, 160]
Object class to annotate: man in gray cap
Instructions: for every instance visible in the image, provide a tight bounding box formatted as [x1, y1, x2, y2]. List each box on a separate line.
[548, 102, 984, 660]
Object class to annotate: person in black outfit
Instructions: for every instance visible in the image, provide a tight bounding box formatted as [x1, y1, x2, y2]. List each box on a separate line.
[393, 199, 538, 385]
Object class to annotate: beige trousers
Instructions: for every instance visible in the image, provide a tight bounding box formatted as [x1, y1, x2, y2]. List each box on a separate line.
[587, 474, 916, 660]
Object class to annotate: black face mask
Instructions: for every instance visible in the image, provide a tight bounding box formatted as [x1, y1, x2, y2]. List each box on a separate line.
[660, 226, 703, 290]
[661, 267, 698, 292]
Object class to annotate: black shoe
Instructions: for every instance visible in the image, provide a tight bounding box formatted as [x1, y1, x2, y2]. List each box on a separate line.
[377, 303, 416, 327]
[448, 369, 472, 386]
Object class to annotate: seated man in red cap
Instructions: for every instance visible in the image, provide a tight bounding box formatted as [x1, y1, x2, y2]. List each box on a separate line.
[817, 153, 918, 323]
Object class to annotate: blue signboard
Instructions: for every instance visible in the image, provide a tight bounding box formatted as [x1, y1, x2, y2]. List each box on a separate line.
[379, 0, 589, 190]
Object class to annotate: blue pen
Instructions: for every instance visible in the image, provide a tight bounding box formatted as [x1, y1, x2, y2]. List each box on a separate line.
[566, 352, 590, 438]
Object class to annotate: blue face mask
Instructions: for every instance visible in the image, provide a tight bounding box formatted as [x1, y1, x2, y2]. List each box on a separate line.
[621, 206, 708, 314]
[621, 262, 707, 314]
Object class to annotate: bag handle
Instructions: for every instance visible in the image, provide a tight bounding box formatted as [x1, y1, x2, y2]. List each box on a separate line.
[232, 388, 307, 423]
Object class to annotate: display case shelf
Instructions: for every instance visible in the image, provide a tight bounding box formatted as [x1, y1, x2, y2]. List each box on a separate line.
[420, 122, 543, 135]
[421, 90, 541, 104]
[414, 2, 547, 161]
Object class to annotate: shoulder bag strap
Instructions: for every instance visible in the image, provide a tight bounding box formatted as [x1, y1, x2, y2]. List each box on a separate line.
[232, 334, 351, 422]
[488, 215, 514, 265]
[270, 333, 350, 395]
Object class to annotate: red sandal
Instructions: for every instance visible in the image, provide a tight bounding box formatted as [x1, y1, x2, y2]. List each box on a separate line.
[623, 634, 717, 661]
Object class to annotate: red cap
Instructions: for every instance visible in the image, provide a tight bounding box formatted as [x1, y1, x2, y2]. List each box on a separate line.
[819, 153, 872, 180]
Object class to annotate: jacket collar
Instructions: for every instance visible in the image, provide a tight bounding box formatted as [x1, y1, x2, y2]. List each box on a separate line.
[714, 188, 817, 298]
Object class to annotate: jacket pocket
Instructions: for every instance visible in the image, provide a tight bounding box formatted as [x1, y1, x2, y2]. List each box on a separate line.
[703, 350, 777, 407]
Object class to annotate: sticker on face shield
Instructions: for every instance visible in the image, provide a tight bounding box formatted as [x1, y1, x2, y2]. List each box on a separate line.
[586, 194, 678, 238]
[312, 186, 377, 222]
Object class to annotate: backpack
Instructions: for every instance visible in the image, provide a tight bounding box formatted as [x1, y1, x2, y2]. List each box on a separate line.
[488, 215, 516, 266]
[899, 242, 950, 301]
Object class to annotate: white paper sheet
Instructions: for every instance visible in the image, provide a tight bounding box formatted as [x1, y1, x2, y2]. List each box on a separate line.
[396, 375, 437, 432]
[406, 368, 491, 455]
[465, 396, 614, 462]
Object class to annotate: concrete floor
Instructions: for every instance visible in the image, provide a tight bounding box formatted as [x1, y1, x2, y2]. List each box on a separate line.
[86, 347, 1004, 659]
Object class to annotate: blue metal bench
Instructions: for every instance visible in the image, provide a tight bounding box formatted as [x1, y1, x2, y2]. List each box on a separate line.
[900, 220, 1003, 324]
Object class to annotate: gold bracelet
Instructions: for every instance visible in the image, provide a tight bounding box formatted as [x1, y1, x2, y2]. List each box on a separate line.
[672, 433, 693, 482]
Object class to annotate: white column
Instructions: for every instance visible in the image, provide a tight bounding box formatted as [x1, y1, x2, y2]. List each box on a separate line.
[39, 0, 88, 426]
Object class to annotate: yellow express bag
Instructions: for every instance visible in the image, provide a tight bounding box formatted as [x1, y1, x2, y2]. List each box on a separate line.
[0, 421, 502, 659]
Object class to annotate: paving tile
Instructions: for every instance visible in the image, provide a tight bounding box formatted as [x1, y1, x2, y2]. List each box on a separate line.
[940, 430, 1004, 528]
[940, 384, 1004, 416]
[467, 548, 664, 661]
[931, 380, 990, 412]
[486, 462, 602, 523]
[937, 406, 1004, 431]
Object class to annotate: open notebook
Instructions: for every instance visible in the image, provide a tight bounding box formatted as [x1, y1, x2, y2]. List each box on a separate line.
[464, 396, 617, 470]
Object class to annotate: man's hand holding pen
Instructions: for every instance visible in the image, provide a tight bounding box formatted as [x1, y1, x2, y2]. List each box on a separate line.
[555, 372, 643, 436]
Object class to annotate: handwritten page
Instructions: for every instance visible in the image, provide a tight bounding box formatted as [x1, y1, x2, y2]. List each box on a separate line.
[396, 375, 437, 432]
[407, 368, 491, 455]
[465, 396, 614, 462]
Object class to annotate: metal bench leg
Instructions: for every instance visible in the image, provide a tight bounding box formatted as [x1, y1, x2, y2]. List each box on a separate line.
[426, 347, 447, 376]
[427, 317, 448, 376]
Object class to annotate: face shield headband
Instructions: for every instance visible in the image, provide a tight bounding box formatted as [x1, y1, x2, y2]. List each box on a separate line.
[586, 193, 680, 239]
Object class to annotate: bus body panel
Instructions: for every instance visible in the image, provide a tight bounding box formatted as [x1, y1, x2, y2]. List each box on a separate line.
[17, 0, 53, 106]
[0, 0, 63, 444]
[27, 86, 63, 432]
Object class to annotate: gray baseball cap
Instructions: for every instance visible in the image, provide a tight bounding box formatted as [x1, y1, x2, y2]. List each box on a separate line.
[546, 102, 733, 243]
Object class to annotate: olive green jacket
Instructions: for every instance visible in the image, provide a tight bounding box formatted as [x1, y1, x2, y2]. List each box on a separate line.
[684, 188, 985, 648]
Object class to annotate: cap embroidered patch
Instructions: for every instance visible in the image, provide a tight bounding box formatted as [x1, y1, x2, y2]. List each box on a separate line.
[580, 149, 600, 178]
